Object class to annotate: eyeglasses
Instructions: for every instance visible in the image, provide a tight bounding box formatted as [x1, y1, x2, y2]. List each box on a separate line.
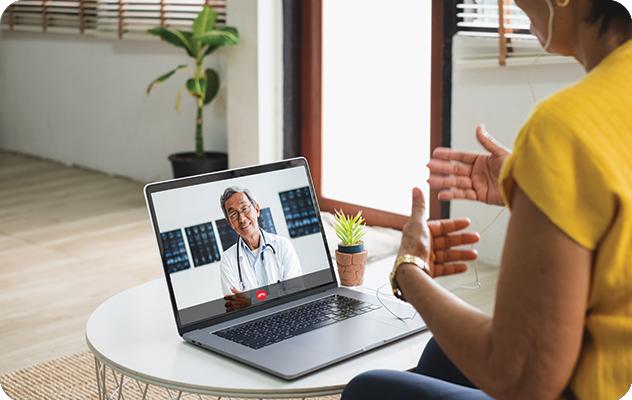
[228, 204, 252, 221]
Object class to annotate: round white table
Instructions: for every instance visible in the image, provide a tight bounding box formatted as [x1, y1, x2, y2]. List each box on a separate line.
[86, 257, 431, 399]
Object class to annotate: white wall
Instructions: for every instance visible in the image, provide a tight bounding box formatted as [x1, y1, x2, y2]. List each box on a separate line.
[450, 35, 586, 266]
[0, 30, 228, 183]
[0, 0, 283, 182]
[226, 0, 284, 169]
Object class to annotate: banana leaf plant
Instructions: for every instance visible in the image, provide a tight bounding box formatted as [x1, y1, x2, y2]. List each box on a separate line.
[146, 6, 240, 159]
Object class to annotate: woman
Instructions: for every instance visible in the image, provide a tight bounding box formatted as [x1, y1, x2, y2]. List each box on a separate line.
[342, 1, 632, 399]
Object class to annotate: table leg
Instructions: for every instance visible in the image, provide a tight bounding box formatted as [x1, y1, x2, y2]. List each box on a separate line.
[92, 355, 341, 400]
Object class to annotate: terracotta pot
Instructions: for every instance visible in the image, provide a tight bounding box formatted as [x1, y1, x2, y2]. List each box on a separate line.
[335, 249, 367, 286]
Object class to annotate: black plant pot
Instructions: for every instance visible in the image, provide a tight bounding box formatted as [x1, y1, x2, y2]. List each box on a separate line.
[337, 241, 365, 254]
[168, 152, 228, 178]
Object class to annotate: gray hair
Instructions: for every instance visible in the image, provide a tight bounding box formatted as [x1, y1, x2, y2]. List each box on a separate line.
[220, 186, 258, 219]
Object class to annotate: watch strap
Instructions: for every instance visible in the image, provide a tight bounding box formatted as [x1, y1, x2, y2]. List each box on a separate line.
[390, 254, 432, 300]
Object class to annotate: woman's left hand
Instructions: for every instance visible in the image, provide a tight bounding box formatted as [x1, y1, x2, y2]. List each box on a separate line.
[398, 187, 479, 278]
[429, 218, 479, 277]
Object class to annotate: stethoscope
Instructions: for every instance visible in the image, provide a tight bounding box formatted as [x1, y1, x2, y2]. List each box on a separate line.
[236, 228, 277, 291]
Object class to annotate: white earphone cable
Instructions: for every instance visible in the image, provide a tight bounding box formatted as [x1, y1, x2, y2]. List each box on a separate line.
[527, 0, 555, 103]
[450, 206, 507, 291]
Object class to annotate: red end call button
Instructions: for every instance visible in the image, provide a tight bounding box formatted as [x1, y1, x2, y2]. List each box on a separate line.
[256, 290, 267, 300]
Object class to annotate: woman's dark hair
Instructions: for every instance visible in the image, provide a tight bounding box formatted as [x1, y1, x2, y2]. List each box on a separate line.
[588, 0, 632, 36]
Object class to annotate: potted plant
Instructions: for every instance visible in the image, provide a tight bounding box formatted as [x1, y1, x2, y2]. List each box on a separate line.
[146, 6, 240, 178]
[333, 209, 368, 286]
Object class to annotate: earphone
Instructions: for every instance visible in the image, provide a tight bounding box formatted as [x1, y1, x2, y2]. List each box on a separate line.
[376, 206, 508, 321]
[527, 0, 556, 102]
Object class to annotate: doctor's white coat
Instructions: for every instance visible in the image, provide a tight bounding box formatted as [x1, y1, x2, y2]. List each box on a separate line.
[219, 230, 302, 295]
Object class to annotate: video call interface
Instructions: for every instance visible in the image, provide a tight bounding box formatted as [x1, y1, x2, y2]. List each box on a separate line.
[149, 166, 335, 327]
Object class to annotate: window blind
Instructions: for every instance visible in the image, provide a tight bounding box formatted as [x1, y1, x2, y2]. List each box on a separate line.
[456, 0, 537, 66]
[457, 0, 533, 39]
[1, 0, 98, 34]
[96, 0, 225, 38]
[1, 0, 226, 39]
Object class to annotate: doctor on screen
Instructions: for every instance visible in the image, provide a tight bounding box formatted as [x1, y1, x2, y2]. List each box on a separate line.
[219, 186, 302, 310]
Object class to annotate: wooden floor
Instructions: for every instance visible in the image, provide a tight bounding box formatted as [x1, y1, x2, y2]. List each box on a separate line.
[0, 151, 498, 376]
[0, 152, 163, 375]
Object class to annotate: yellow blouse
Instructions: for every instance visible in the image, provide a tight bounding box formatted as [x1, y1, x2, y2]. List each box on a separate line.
[500, 39, 632, 400]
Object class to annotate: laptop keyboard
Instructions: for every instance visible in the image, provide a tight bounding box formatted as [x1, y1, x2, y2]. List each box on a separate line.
[213, 295, 381, 350]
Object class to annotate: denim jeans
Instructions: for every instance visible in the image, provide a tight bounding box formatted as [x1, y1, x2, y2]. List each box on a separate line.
[341, 338, 496, 400]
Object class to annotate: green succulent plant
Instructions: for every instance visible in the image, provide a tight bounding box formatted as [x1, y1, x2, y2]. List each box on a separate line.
[333, 210, 366, 246]
[146, 6, 240, 159]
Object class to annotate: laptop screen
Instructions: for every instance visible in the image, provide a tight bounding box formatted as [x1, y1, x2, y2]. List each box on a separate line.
[145, 158, 336, 329]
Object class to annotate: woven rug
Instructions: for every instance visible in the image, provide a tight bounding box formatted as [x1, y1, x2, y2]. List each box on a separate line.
[0, 350, 341, 400]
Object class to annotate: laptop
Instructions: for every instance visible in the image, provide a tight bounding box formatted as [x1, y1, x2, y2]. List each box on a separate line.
[144, 157, 426, 380]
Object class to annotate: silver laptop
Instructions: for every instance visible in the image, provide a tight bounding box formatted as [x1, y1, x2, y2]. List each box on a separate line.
[144, 157, 426, 380]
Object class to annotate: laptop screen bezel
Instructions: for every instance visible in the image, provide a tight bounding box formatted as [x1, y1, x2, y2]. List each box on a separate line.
[144, 157, 339, 336]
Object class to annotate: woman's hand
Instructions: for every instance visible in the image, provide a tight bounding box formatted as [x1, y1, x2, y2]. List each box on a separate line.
[397, 188, 479, 278]
[428, 124, 510, 206]
[428, 218, 479, 277]
[397, 187, 432, 262]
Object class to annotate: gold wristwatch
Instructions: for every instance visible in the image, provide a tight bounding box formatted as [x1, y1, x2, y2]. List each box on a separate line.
[390, 254, 433, 300]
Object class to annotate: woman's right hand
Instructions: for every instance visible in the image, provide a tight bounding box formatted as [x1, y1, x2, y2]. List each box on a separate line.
[427, 124, 511, 207]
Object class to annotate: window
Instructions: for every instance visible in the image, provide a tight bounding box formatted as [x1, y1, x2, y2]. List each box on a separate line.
[1, 0, 226, 39]
[457, 0, 532, 39]
[456, 0, 538, 65]
[321, 0, 432, 218]
[300, 0, 447, 227]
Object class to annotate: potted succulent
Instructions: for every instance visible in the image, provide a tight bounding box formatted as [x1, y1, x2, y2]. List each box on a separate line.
[333, 210, 368, 286]
[146, 6, 240, 178]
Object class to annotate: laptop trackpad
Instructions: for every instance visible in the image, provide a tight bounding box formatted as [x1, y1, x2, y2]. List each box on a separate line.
[290, 316, 404, 356]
